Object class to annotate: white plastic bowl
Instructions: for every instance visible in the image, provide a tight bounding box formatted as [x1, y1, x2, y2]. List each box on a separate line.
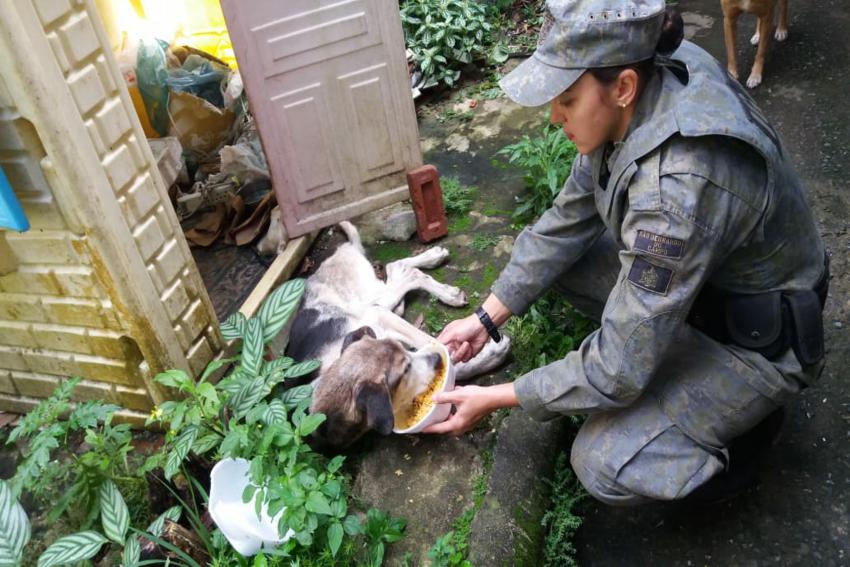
[208, 458, 294, 556]
[392, 342, 456, 434]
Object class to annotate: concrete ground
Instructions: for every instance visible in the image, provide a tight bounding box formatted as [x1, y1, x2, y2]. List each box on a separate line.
[348, 0, 849, 564]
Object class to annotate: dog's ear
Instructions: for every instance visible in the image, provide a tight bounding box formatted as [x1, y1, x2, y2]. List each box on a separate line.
[341, 326, 377, 353]
[354, 381, 394, 435]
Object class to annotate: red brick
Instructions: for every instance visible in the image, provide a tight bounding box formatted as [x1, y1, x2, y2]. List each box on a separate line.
[407, 165, 448, 243]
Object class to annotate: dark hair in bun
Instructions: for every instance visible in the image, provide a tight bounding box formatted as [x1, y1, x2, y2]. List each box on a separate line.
[656, 7, 684, 56]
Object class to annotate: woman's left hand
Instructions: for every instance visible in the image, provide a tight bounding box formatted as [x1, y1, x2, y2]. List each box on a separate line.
[423, 383, 519, 435]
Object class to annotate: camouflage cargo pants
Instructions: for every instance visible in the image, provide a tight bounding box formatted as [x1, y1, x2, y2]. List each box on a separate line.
[554, 231, 815, 505]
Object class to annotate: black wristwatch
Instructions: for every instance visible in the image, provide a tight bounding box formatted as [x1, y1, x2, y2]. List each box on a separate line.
[475, 306, 502, 343]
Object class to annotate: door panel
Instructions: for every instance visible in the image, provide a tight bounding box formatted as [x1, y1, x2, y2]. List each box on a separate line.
[221, 0, 421, 237]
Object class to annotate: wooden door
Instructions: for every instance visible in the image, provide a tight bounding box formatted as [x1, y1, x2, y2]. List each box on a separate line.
[220, 0, 422, 237]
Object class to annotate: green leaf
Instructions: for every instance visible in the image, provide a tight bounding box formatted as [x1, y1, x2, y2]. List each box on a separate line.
[256, 278, 306, 342]
[263, 400, 287, 425]
[100, 480, 130, 544]
[0, 480, 30, 565]
[298, 413, 326, 437]
[146, 505, 181, 538]
[155, 369, 191, 389]
[200, 356, 237, 382]
[282, 360, 321, 379]
[241, 318, 264, 377]
[229, 376, 268, 419]
[195, 382, 219, 405]
[37, 531, 108, 567]
[164, 425, 198, 480]
[280, 385, 312, 410]
[192, 431, 221, 456]
[343, 514, 363, 536]
[327, 522, 343, 557]
[327, 455, 345, 474]
[305, 491, 333, 516]
[123, 536, 140, 567]
[263, 357, 294, 376]
[220, 311, 247, 341]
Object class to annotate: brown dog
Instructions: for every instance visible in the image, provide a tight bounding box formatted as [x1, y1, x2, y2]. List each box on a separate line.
[721, 0, 788, 88]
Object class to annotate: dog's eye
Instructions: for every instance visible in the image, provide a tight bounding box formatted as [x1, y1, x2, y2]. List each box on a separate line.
[403, 362, 412, 374]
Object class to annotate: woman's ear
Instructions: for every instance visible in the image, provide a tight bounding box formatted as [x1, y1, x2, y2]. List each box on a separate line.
[615, 68, 640, 108]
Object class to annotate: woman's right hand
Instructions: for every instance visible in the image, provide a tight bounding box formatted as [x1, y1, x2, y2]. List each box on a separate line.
[437, 314, 489, 363]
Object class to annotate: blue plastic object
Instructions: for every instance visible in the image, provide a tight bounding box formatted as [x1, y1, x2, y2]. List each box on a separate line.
[0, 164, 29, 232]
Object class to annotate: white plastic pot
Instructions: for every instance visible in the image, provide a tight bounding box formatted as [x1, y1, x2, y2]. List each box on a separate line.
[208, 458, 294, 556]
[393, 342, 456, 434]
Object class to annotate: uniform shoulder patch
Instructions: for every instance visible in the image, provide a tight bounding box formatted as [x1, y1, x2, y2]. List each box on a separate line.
[628, 256, 673, 295]
[634, 230, 684, 259]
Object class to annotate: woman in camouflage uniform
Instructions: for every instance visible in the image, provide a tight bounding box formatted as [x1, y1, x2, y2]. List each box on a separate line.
[428, 0, 827, 504]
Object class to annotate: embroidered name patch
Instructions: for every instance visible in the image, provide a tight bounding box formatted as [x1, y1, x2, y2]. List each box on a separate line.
[634, 230, 684, 259]
[628, 256, 673, 295]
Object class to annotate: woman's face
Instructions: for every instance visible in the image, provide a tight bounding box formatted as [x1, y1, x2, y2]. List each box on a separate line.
[549, 72, 624, 155]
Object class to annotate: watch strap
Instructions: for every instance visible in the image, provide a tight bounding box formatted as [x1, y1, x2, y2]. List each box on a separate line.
[475, 306, 502, 343]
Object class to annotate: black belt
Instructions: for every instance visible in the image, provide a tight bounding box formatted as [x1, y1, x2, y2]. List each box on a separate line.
[688, 256, 829, 365]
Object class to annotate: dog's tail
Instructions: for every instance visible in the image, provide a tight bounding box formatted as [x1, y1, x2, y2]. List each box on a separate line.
[338, 221, 364, 253]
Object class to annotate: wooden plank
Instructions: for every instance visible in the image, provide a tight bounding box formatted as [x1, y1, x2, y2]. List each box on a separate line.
[238, 232, 316, 319]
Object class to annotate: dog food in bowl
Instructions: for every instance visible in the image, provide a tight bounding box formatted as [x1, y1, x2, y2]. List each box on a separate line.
[392, 343, 455, 434]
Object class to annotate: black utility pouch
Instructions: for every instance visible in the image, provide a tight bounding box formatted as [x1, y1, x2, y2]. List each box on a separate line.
[724, 291, 790, 360]
[782, 290, 824, 366]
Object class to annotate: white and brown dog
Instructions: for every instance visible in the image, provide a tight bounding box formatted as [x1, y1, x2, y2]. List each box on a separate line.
[286, 222, 510, 447]
[722, 0, 789, 88]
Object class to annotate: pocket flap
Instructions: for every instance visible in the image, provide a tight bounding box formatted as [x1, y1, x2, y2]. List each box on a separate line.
[725, 291, 782, 349]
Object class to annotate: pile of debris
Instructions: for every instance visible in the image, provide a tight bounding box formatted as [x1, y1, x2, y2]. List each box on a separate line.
[119, 39, 286, 256]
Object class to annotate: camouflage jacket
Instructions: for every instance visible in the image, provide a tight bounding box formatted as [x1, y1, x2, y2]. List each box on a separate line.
[492, 41, 825, 420]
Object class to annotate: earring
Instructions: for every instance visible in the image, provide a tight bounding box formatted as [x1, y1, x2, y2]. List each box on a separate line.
[619, 102, 627, 108]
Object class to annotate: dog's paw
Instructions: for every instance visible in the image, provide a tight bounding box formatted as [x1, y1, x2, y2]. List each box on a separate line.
[750, 32, 760, 45]
[775, 28, 788, 41]
[420, 246, 451, 267]
[442, 287, 467, 307]
[727, 66, 739, 80]
[746, 72, 762, 88]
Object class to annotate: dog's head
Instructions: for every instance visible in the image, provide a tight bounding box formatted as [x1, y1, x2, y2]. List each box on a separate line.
[310, 326, 443, 448]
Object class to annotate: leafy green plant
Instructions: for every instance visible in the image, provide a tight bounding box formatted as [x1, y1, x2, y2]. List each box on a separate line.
[5, 377, 141, 528]
[494, 125, 578, 226]
[541, 453, 586, 567]
[147, 279, 404, 561]
[401, 0, 494, 87]
[427, 531, 471, 567]
[0, 477, 141, 567]
[360, 508, 406, 567]
[441, 176, 478, 217]
[506, 291, 596, 377]
[471, 234, 500, 250]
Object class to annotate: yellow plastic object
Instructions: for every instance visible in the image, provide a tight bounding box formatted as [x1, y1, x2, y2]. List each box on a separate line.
[96, 0, 236, 68]
[128, 83, 159, 139]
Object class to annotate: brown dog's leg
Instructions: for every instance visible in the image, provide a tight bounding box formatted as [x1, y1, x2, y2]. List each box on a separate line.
[748, 9, 774, 88]
[722, 2, 741, 79]
[775, 0, 789, 41]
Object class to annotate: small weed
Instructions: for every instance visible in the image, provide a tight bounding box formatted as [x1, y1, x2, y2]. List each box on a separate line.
[541, 453, 586, 567]
[506, 291, 596, 376]
[494, 124, 577, 227]
[471, 234, 500, 251]
[438, 109, 475, 123]
[426, 430, 497, 566]
[449, 216, 473, 233]
[454, 274, 474, 289]
[442, 176, 478, 217]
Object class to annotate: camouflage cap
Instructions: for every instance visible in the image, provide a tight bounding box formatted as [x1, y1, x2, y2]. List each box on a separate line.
[500, 0, 666, 106]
